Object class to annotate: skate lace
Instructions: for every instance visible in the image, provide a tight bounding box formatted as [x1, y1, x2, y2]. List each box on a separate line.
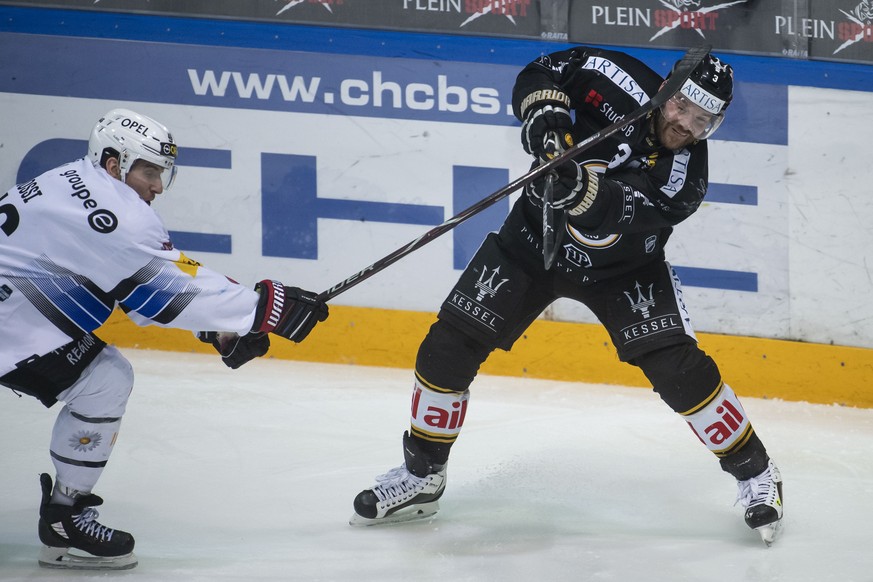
[72, 508, 115, 541]
[371, 464, 425, 503]
[734, 466, 775, 509]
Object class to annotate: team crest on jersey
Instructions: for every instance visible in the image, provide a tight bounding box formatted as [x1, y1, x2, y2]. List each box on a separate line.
[568, 229, 621, 249]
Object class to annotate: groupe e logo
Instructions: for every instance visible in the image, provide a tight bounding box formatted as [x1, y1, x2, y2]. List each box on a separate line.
[61, 169, 119, 234]
[88, 209, 119, 234]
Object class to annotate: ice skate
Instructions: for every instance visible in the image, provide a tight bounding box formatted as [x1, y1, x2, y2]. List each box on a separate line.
[350, 432, 446, 526]
[735, 460, 783, 546]
[37, 473, 137, 570]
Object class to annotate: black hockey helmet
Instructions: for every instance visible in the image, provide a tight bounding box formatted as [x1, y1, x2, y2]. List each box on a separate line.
[685, 53, 733, 114]
[661, 52, 733, 140]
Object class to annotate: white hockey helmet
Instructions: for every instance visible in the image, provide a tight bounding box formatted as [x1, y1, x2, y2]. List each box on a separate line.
[88, 108, 178, 190]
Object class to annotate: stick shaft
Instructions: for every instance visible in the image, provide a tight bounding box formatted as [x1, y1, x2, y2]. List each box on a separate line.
[320, 46, 711, 301]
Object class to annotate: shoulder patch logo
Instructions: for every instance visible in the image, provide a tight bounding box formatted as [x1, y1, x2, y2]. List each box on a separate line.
[175, 252, 202, 278]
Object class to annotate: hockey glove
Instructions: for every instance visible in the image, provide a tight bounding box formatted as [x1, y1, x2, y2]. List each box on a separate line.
[519, 89, 574, 159]
[198, 331, 270, 369]
[252, 280, 329, 343]
[525, 159, 591, 211]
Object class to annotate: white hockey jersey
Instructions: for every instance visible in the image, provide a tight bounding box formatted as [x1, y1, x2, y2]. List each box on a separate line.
[0, 157, 259, 376]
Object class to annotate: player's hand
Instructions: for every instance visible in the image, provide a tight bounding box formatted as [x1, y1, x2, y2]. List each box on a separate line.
[524, 159, 589, 210]
[252, 281, 329, 343]
[521, 102, 573, 159]
[198, 331, 270, 369]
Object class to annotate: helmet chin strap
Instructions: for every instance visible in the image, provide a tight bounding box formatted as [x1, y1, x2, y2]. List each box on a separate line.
[118, 149, 135, 183]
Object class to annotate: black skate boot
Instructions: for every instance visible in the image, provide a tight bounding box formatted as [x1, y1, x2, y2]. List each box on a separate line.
[735, 460, 783, 546]
[37, 473, 137, 569]
[350, 431, 446, 526]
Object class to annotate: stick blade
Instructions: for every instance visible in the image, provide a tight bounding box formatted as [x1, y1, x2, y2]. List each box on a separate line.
[650, 44, 712, 109]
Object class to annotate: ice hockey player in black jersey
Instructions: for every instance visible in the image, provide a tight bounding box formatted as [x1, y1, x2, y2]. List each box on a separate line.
[0, 109, 329, 569]
[351, 46, 783, 545]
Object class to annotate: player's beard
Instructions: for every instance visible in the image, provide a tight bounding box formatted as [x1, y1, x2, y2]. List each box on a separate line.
[655, 111, 696, 151]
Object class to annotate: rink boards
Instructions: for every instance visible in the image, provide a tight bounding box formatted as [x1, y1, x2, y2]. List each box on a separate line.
[1, 7, 871, 406]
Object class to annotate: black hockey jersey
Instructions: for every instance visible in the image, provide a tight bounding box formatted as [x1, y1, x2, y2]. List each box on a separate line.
[507, 45, 710, 283]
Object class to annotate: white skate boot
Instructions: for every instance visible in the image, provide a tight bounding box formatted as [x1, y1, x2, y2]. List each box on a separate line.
[37, 473, 137, 570]
[350, 432, 446, 526]
[735, 459, 783, 546]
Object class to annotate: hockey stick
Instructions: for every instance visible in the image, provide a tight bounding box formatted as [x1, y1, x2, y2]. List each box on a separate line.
[541, 130, 567, 270]
[542, 171, 558, 269]
[320, 45, 711, 302]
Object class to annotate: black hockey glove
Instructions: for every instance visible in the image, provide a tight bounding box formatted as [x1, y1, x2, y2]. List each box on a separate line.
[519, 89, 574, 159]
[525, 159, 591, 211]
[252, 280, 329, 343]
[198, 331, 270, 369]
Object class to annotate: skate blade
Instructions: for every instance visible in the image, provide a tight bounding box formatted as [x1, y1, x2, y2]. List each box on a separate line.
[349, 501, 440, 527]
[757, 519, 783, 547]
[38, 545, 138, 570]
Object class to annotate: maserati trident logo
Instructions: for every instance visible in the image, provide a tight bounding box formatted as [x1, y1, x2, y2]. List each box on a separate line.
[475, 265, 508, 301]
[624, 281, 655, 319]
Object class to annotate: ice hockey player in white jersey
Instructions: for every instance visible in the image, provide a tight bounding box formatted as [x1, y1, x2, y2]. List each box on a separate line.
[0, 109, 329, 570]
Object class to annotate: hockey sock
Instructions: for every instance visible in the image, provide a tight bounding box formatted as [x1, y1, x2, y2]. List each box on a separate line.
[49, 405, 122, 502]
[681, 382, 755, 460]
[409, 372, 469, 465]
[46, 346, 132, 503]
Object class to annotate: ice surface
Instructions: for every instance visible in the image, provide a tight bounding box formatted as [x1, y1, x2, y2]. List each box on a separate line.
[2, 349, 872, 581]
